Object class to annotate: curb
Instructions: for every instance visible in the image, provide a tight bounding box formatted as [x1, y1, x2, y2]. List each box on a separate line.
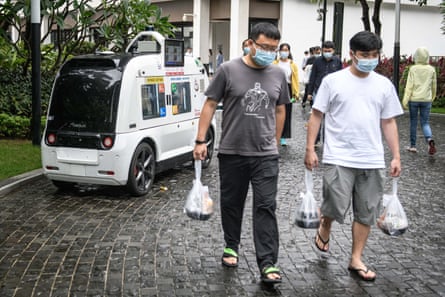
[0, 168, 44, 196]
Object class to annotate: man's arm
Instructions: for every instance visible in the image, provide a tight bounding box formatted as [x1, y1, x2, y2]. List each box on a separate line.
[193, 99, 218, 160]
[304, 109, 323, 170]
[381, 117, 401, 177]
[275, 104, 286, 146]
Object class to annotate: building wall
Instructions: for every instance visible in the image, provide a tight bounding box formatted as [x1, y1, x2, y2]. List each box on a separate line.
[154, 0, 444, 64]
[282, 0, 444, 66]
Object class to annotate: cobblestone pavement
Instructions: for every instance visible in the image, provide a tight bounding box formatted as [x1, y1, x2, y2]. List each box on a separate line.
[0, 105, 444, 297]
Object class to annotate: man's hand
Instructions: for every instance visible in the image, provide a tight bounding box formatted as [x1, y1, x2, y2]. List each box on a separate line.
[390, 158, 401, 177]
[193, 143, 207, 161]
[304, 148, 319, 170]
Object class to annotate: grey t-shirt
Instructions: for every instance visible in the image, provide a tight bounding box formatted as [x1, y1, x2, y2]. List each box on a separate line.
[205, 57, 290, 156]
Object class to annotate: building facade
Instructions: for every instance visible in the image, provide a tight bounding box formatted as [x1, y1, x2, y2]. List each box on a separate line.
[153, 0, 444, 70]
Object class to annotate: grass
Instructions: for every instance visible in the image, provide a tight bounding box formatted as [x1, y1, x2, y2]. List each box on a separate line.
[431, 107, 445, 114]
[0, 139, 42, 180]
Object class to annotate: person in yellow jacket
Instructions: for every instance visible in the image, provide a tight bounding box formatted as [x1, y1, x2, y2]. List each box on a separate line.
[402, 47, 437, 155]
[273, 43, 299, 146]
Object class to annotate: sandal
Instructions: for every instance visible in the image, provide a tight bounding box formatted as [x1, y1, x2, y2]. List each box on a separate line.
[428, 139, 436, 155]
[261, 266, 282, 284]
[314, 230, 329, 253]
[348, 266, 376, 281]
[221, 247, 238, 268]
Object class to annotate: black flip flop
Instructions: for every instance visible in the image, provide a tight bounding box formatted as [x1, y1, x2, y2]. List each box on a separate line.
[314, 230, 329, 253]
[348, 266, 376, 281]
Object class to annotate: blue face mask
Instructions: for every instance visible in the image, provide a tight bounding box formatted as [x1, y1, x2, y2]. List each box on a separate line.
[280, 51, 289, 59]
[354, 56, 379, 72]
[253, 48, 276, 67]
[323, 52, 333, 59]
[243, 47, 250, 56]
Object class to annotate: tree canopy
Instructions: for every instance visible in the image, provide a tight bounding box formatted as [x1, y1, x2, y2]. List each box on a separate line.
[0, 0, 175, 74]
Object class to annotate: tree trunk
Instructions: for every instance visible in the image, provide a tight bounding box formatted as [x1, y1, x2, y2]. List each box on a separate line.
[359, 0, 371, 31]
[372, 0, 383, 36]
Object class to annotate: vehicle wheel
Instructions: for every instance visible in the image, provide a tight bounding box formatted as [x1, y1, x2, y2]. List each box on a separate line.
[52, 180, 76, 190]
[201, 129, 214, 169]
[127, 142, 156, 196]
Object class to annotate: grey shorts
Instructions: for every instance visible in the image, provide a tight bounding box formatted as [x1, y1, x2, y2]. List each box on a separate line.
[321, 164, 385, 225]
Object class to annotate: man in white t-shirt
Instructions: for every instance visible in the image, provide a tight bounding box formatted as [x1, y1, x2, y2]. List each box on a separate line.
[304, 31, 403, 282]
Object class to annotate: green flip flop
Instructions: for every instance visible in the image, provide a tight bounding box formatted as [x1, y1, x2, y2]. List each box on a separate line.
[261, 266, 282, 284]
[221, 247, 238, 267]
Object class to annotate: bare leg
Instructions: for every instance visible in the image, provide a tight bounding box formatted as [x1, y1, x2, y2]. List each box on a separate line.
[315, 216, 333, 251]
[349, 221, 376, 279]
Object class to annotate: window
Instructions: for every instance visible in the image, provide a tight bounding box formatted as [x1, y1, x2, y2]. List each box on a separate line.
[171, 81, 191, 115]
[141, 83, 166, 119]
[51, 29, 73, 47]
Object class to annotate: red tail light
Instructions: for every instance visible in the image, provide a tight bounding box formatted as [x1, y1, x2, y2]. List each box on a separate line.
[102, 136, 113, 148]
[47, 133, 56, 144]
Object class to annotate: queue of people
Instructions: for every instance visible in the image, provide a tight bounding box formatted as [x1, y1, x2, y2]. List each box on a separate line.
[193, 22, 437, 285]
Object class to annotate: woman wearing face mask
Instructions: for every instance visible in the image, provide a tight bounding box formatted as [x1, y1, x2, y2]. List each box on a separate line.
[273, 43, 299, 146]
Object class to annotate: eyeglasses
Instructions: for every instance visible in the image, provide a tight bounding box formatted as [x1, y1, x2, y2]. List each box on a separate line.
[253, 40, 279, 52]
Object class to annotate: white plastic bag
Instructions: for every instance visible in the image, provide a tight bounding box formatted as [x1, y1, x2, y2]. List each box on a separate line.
[295, 169, 320, 229]
[377, 178, 408, 236]
[184, 160, 213, 220]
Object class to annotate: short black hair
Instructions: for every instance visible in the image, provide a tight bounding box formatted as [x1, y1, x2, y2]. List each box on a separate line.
[322, 41, 335, 49]
[250, 22, 281, 41]
[350, 31, 382, 52]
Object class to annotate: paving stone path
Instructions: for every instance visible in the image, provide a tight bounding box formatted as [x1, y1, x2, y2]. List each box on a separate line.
[0, 105, 444, 296]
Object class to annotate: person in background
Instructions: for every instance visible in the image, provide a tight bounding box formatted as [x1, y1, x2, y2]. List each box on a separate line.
[273, 43, 299, 146]
[216, 50, 224, 69]
[185, 47, 193, 57]
[301, 46, 321, 108]
[208, 48, 214, 76]
[301, 50, 310, 69]
[193, 22, 288, 284]
[306, 41, 342, 146]
[305, 31, 403, 282]
[242, 39, 250, 56]
[402, 46, 437, 155]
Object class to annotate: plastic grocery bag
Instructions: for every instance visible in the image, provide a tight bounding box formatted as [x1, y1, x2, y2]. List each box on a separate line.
[184, 160, 214, 220]
[377, 178, 408, 236]
[295, 169, 320, 229]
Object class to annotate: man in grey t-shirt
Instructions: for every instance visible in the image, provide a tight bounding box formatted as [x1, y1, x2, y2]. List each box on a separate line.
[193, 22, 289, 284]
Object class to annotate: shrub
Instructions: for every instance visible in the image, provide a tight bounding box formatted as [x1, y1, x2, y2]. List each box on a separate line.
[0, 113, 46, 139]
[375, 55, 445, 107]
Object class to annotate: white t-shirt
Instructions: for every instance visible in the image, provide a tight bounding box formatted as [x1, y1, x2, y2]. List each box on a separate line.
[277, 60, 292, 84]
[313, 67, 403, 168]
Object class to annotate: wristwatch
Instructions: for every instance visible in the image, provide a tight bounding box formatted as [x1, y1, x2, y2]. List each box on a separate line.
[195, 139, 206, 144]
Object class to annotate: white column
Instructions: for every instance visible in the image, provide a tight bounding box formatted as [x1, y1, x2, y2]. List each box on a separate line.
[193, 0, 210, 63]
[229, 0, 249, 60]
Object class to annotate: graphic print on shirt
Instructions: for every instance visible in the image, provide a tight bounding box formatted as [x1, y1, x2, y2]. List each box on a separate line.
[242, 82, 270, 118]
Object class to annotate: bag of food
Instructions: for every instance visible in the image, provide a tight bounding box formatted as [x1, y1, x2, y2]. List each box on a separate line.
[295, 168, 320, 229]
[184, 160, 213, 220]
[377, 178, 408, 236]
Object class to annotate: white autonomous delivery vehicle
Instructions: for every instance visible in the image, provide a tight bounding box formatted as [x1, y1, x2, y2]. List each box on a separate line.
[41, 30, 215, 196]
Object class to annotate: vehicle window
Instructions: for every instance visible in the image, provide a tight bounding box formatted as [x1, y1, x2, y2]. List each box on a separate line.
[171, 82, 191, 115]
[47, 67, 121, 133]
[141, 83, 166, 119]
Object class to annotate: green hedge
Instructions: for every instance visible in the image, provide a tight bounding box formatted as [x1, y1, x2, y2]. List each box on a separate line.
[0, 113, 46, 138]
[0, 68, 53, 118]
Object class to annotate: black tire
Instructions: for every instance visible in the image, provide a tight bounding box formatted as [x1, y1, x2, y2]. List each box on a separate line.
[201, 129, 214, 169]
[127, 142, 155, 196]
[52, 180, 76, 191]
